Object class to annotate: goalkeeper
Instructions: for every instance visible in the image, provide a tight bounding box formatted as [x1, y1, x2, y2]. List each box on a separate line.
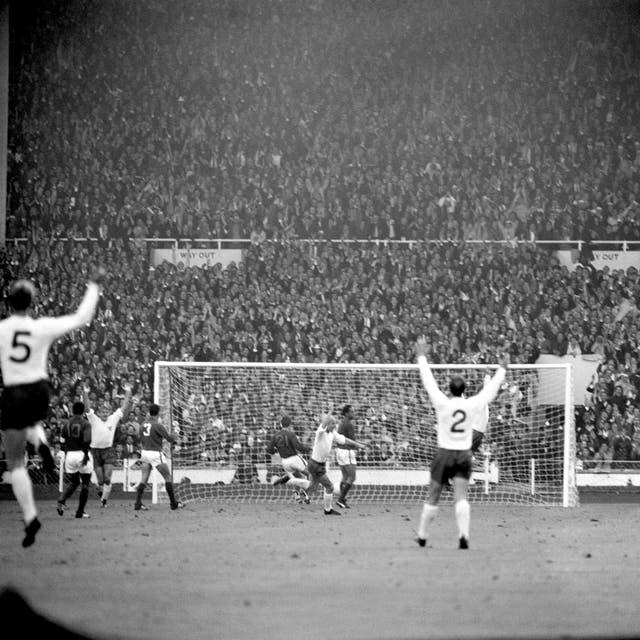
[414, 337, 508, 550]
[266, 415, 311, 504]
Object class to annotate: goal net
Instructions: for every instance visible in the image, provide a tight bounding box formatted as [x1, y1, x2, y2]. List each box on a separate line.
[152, 361, 578, 507]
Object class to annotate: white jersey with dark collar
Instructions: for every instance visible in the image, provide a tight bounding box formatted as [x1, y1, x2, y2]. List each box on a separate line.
[417, 356, 505, 450]
[0, 283, 99, 386]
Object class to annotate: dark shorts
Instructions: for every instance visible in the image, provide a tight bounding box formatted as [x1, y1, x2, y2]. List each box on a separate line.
[430, 448, 473, 485]
[307, 458, 327, 480]
[91, 447, 118, 467]
[0, 380, 50, 431]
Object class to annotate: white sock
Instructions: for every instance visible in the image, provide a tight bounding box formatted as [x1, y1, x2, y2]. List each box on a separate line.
[455, 499, 470, 539]
[11, 467, 37, 523]
[288, 477, 310, 490]
[102, 484, 113, 500]
[418, 504, 438, 540]
[323, 490, 333, 511]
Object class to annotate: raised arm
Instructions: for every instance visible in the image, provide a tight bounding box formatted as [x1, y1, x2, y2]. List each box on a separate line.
[120, 384, 133, 416]
[82, 386, 91, 413]
[475, 354, 509, 405]
[39, 266, 106, 338]
[415, 337, 448, 405]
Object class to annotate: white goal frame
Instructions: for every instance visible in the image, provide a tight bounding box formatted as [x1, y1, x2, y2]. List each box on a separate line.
[153, 361, 578, 507]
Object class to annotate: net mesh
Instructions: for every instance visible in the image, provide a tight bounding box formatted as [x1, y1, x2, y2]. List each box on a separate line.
[153, 362, 578, 507]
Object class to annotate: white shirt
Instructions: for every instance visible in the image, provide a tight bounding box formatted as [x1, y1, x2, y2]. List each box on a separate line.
[89, 408, 124, 449]
[310, 425, 346, 463]
[417, 356, 505, 450]
[0, 283, 99, 386]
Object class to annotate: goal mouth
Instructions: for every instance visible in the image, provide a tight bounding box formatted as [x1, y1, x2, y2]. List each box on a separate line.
[152, 361, 578, 507]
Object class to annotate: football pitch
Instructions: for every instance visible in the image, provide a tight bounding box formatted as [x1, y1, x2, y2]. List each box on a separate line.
[0, 498, 639, 640]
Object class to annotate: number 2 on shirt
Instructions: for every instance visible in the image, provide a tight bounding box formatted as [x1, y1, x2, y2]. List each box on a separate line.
[451, 409, 466, 433]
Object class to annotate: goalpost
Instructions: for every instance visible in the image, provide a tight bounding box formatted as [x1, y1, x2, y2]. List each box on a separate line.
[152, 361, 579, 507]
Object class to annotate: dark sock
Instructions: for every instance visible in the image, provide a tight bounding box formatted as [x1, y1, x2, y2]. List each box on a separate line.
[165, 481, 177, 505]
[134, 483, 145, 506]
[62, 481, 78, 503]
[341, 482, 353, 500]
[77, 487, 89, 516]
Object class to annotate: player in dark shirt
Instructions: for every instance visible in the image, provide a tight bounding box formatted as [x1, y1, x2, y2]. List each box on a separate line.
[57, 402, 93, 519]
[266, 415, 311, 503]
[335, 405, 358, 509]
[133, 403, 184, 511]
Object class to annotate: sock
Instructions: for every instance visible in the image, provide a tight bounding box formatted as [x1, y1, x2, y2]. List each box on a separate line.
[77, 487, 89, 515]
[339, 481, 346, 498]
[288, 477, 310, 490]
[61, 482, 78, 503]
[323, 490, 333, 511]
[455, 499, 470, 539]
[101, 482, 112, 501]
[165, 481, 177, 505]
[135, 483, 145, 506]
[11, 467, 37, 523]
[340, 482, 352, 500]
[418, 504, 438, 540]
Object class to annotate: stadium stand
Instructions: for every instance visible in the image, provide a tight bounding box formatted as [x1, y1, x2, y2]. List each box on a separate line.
[2, 0, 640, 475]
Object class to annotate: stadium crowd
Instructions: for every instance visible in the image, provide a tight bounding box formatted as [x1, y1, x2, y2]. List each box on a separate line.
[2, 0, 640, 477]
[0, 238, 639, 474]
[7, 0, 640, 244]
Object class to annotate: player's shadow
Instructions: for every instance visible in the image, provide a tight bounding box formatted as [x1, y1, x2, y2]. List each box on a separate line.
[0, 585, 112, 639]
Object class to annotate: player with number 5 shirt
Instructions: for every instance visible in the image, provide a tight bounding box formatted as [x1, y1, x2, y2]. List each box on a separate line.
[0, 267, 104, 547]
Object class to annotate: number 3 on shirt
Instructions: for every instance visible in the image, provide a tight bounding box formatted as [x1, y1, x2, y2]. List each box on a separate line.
[10, 331, 31, 363]
[142, 422, 151, 437]
[451, 409, 466, 433]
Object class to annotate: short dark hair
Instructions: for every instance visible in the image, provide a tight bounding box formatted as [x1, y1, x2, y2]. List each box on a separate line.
[8, 280, 36, 311]
[149, 404, 160, 416]
[280, 415, 292, 428]
[72, 401, 85, 415]
[341, 404, 352, 416]
[449, 376, 466, 397]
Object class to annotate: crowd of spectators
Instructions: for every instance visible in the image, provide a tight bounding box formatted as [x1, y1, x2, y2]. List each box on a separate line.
[3, 0, 640, 480]
[7, 0, 640, 244]
[0, 237, 639, 476]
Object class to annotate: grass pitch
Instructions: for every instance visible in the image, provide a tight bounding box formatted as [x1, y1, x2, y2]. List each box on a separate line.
[1, 498, 639, 640]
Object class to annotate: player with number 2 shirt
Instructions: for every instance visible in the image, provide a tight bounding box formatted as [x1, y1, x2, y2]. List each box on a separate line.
[414, 337, 507, 551]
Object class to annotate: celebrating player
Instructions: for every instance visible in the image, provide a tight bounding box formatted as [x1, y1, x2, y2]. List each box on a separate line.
[266, 415, 311, 503]
[415, 337, 507, 550]
[335, 404, 358, 509]
[0, 267, 103, 547]
[306, 410, 366, 516]
[133, 403, 184, 511]
[57, 401, 93, 519]
[84, 384, 132, 507]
